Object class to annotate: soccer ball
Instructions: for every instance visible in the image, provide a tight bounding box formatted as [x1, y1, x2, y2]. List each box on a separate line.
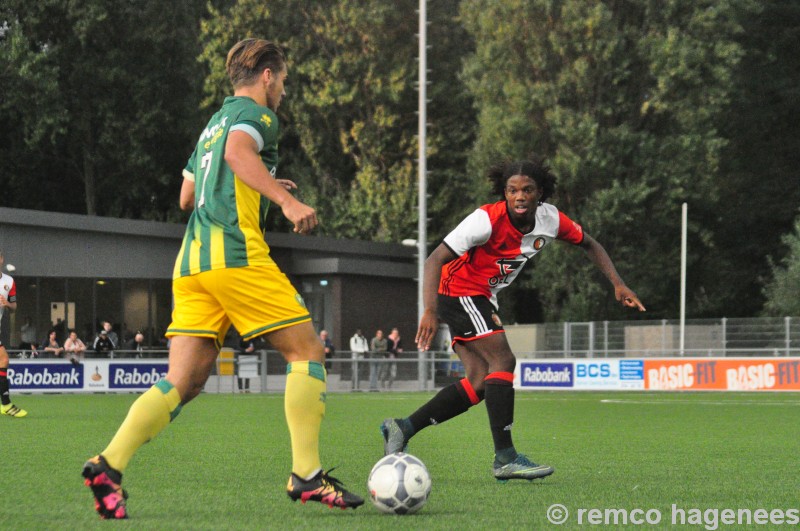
[367, 452, 432, 514]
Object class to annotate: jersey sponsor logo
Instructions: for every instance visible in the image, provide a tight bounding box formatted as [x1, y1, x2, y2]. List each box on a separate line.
[533, 237, 546, 250]
[520, 362, 574, 387]
[200, 116, 228, 150]
[200, 116, 228, 142]
[488, 258, 526, 287]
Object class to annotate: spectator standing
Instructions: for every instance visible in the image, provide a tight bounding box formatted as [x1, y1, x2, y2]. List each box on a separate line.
[102, 321, 119, 352]
[94, 329, 115, 358]
[41, 330, 65, 359]
[237, 336, 256, 393]
[349, 329, 369, 391]
[64, 330, 87, 365]
[53, 318, 67, 344]
[369, 329, 388, 392]
[320, 330, 335, 370]
[383, 328, 403, 389]
[349, 329, 368, 357]
[19, 316, 37, 352]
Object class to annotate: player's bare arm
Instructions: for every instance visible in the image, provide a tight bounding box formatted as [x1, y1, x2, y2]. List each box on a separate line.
[225, 130, 318, 234]
[579, 233, 646, 311]
[179, 179, 195, 211]
[416, 244, 458, 350]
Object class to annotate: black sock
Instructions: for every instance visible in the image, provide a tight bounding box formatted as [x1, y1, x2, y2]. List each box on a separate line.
[407, 378, 483, 434]
[484, 372, 516, 459]
[0, 368, 10, 406]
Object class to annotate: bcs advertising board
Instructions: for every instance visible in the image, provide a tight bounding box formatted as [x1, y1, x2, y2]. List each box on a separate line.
[574, 359, 645, 390]
[516, 359, 646, 390]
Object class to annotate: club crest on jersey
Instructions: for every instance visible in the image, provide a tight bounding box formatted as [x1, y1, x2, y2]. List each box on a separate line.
[533, 237, 546, 250]
[488, 258, 526, 287]
[492, 313, 503, 327]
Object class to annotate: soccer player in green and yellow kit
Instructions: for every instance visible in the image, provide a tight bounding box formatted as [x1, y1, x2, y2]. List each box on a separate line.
[82, 38, 363, 519]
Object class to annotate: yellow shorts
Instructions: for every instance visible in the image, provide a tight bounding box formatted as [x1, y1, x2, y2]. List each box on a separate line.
[166, 262, 311, 346]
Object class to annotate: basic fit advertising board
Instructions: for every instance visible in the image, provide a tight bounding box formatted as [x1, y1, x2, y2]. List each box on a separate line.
[8, 360, 168, 393]
[515, 357, 800, 391]
[643, 358, 800, 391]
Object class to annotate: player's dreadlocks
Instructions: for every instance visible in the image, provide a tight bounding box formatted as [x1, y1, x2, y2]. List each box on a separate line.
[487, 155, 557, 202]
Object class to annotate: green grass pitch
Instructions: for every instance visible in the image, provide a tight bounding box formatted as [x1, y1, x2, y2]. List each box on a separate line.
[1, 391, 798, 529]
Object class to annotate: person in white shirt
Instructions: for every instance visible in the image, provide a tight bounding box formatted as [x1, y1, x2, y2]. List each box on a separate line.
[64, 330, 87, 365]
[349, 329, 369, 358]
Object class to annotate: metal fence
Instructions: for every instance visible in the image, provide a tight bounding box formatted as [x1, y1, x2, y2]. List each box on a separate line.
[205, 350, 455, 394]
[506, 317, 800, 358]
[9, 316, 800, 393]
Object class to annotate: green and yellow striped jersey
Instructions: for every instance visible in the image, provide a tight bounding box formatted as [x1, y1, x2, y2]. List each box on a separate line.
[174, 96, 279, 278]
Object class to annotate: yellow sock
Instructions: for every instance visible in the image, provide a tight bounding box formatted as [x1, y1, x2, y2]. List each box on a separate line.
[285, 361, 326, 479]
[102, 379, 183, 473]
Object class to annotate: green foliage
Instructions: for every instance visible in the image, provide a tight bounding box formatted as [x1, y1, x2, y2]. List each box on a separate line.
[708, 0, 800, 316]
[762, 215, 800, 316]
[0, 0, 207, 219]
[2, 0, 799, 320]
[198, 0, 475, 242]
[460, 0, 754, 321]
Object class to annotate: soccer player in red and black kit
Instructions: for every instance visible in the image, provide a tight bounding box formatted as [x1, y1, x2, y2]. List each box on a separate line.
[381, 156, 645, 481]
[0, 249, 27, 418]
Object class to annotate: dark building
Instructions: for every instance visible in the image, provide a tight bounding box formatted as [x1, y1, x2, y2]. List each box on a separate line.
[0, 207, 418, 351]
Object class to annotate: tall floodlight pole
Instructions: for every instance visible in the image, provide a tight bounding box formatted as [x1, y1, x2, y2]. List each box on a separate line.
[417, 0, 427, 323]
[679, 202, 687, 356]
[417, 0, 428, 389]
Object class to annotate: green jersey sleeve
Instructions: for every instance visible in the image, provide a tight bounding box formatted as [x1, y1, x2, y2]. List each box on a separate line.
[230, 106, 279, 173]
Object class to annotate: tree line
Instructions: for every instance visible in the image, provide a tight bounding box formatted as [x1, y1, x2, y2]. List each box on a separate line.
[2, 0, 798, 321]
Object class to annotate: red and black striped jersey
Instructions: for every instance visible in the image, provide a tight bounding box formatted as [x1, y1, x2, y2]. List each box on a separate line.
[440, 201, 584, 308]
[0, 273, 16, 329]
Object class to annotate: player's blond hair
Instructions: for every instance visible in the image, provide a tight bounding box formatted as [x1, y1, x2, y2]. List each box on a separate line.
[226, 38, 286, 88]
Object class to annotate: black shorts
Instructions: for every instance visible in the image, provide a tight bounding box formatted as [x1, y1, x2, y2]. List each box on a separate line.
[437, 294, 504, 344]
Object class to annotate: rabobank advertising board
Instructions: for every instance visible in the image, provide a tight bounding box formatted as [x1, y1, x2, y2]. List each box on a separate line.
[519, 362, 574, 388]
[8, 360, 168, 393]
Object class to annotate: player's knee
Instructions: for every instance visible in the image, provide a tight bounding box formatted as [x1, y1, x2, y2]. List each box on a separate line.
[468, 376, 485, 396]
[489, 351, 515, 373]
[283, 340, 324, 364]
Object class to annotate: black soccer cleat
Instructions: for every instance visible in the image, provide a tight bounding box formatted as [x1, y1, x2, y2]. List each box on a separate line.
[287, 468, 364, 509]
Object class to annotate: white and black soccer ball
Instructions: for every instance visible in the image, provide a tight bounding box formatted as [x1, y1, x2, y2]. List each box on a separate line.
[368, 452, 432, 515]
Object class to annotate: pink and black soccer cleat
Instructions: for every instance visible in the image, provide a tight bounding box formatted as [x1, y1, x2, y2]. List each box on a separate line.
[82, 455, 128, 519]
[287, 468, 364, 509]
